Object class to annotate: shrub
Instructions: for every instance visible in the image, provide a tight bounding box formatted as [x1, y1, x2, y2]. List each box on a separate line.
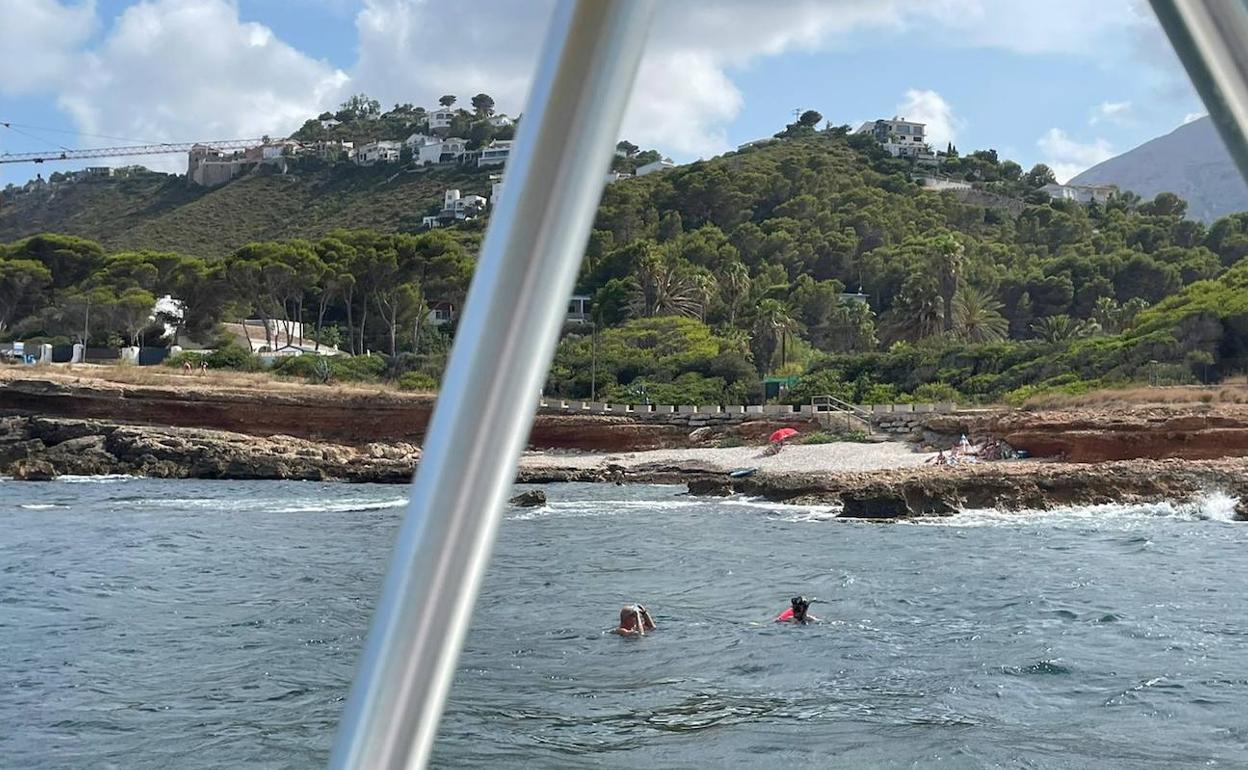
[272, 353, 386, 383]
[168, 340, 260, 371]
[797, 430, 870, 444]
[908, 382, 963, 403]
[398, 372, 439, 391]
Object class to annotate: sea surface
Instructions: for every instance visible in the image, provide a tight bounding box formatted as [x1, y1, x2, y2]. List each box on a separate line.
[3, 478, 1248, 768]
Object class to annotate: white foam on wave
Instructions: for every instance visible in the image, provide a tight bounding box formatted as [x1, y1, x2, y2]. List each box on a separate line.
[915, 491, 1241, 528]
[272, 498, 408, 514]
[19, 503, 68, 510]
[54, 474, 135, 484]
[507, 497, 701, 521]
[721, 497, 843, 522]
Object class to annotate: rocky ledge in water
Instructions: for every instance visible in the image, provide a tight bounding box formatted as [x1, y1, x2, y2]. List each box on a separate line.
[0, 416, 421, 483]
[695, 460, 1248, 520]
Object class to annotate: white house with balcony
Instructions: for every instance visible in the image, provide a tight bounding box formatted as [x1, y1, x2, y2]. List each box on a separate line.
[1041, 182, 1116, 204]
[478, 139, 513, 167]
[856, 118, 934, 160]
[406, 134, 467, 165]
[428, 107, 457, 131]
[355, 140, 402, 165]
[635, 158, 675, 176]
[441, 189, 487, 220]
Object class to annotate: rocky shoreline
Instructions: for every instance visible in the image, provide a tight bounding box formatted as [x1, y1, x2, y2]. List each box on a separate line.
[6, 415, 1247, 521]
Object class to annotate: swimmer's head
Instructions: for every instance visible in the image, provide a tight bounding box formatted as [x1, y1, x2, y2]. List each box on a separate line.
[618, 605, 642, 630]
[790, 596, 810, 620]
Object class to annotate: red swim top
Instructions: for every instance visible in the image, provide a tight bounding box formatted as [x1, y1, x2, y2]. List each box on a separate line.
[775, 608, 795, 622]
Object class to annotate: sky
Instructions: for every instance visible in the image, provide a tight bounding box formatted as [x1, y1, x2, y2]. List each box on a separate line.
[0, 0, 1209, 187]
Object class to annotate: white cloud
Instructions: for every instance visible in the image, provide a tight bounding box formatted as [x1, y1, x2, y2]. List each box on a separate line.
[1183, 111, 1207, 124]
[3, 0, 1180, 175]
[1090, 100, 1132, 125]
[895, 89, 963, 151]
[56, 0, 348, 171]
[352, 0, 921, 158]
[918, 0, 1151, 56]
[1037, 128, 1114, 183]
[0, 0, 96, 96]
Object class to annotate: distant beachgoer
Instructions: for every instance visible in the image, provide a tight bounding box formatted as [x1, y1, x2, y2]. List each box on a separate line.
[775, 596, 818, 624]
[613, 604, 656, 636]
[200, 361, 208, 375]
[182, 361, 192, 374]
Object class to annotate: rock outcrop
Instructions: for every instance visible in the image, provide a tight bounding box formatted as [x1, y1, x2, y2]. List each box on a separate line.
[11, 458, 56, 481]
[509, 489, 547, 507]
[718, 458, 1248, 519]
[0, 416, 422, 482]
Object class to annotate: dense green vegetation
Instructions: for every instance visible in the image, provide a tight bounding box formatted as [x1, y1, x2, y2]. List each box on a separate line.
[3, 121, 1247, 403]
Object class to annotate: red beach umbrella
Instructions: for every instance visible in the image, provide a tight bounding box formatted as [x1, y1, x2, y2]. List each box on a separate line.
[769, 428, 798, 443]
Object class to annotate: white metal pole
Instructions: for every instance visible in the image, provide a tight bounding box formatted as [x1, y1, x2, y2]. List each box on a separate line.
[1149, 0, 1248, 180]
[327, 2, 655, 769]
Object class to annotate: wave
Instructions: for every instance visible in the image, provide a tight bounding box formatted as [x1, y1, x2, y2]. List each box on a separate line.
[271, 498, 408, 514]
[917, 491, 1241, 528]
[721, 497, 843, 522]
[54, 474, 136, 484]
[19, 503, 68, 510]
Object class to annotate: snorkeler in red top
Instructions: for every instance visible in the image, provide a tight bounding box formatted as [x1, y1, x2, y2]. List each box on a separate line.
[775, 596, 818, 624]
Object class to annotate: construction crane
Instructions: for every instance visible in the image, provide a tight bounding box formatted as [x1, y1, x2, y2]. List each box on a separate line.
[0, 138, 266, 165]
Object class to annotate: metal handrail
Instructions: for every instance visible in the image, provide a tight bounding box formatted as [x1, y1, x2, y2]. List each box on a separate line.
[811, 394, 870, 418]
[327, 3, 655, 769]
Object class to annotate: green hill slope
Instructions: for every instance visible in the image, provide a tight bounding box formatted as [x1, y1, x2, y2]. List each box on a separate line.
[0, 163, 492, 259]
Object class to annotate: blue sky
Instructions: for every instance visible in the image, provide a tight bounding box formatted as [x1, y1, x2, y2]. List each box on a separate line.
[0, 0, 1207, 187]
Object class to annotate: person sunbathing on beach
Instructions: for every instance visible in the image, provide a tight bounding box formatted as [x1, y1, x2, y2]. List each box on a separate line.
[775, 596, 819, 624]
[613, 604, 656, 636]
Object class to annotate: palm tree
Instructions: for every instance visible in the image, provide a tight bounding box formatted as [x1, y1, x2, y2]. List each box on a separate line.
[719, 261, 751, 325]
[884, 274, 943, 343]
[953, 287, 1008, 343]
[1031, 314, 1094, 343]
[752, 299, 799, 374]
[932, 234, 964, 334]
[628, 254, 700, 318]
[690, 271, 718, 322]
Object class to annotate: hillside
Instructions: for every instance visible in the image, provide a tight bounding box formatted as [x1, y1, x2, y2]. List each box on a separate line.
[0, 162, 492, 258]
[1071, 116, 1248, 223]
[5, 126, 1248, 407]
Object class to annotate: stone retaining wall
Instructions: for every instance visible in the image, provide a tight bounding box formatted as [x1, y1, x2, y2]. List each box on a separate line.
[537, 399, 957, 430]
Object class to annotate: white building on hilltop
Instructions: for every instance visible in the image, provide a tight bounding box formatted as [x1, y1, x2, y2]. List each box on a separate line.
[428, 107, 457, 131]
[477, 139, 513, 167]
[405, 134, 467, 165]
[635, 158, 675, 176]
[1041, 182, 1116, 204]
[356, 140, 402, 165]
[442, 189, 487, 220]
[856, 118, 934, 161]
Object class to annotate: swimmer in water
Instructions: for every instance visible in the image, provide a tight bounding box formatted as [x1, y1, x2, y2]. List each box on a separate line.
[613, 604, 656, 636]
[775, 595, 818, 624]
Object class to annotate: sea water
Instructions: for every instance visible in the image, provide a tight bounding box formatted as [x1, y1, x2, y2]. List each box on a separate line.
[3, 478, 1248, 768]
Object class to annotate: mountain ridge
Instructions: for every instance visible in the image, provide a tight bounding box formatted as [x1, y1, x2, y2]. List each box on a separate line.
[1071, 115, 1248, 223]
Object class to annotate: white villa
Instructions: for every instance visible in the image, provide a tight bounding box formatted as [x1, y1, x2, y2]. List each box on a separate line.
[856, 118, 935, 161]
[1041, 182, 1116, 204]
[486, 114, 513, 128]
[428, 107, 457, 131]
[635, 158, 675, 176]
[356, 140, 402, 165]
[441, 189, 487, 220]
[404, 134, 468, 165]
[478, 139, 513, 167]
